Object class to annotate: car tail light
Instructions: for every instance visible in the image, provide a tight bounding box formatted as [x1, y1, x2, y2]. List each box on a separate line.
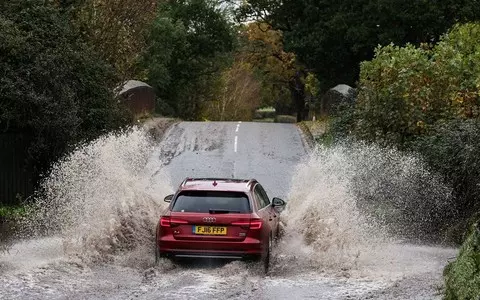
[160, 217, 170, 227]
[249, 219, 263, 230]
[231, 221, 250, 230]
[160, 216, 188, 227]
[232, 219, 263, 230]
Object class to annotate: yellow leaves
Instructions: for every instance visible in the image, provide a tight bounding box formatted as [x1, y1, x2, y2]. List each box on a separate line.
[455, 95, 464, 104]
[240, 21, 297, 79]
[416, 120, 426, 128]
[449, 90, 480, 118]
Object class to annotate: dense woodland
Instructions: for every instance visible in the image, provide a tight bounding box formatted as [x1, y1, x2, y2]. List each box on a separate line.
[1, 0, 480, 296]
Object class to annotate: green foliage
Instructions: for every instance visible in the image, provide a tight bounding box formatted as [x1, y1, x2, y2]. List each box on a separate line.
[0, 0, 129, 179]
[305, 73, 320, 98]
[327, 101, 356, 142]
[339, 24, 480, 239]
[412, 120, 480, 222]
[355, 44, 436, 145]
[354, 23, 480, 146]
[444, 223, 480, 300]
[434, 23, 480, 118]
[142, 0, 235, 120]
[239, 0, 480, 90]
[63, 0, 157, 80]
[0, 205, 26, 220]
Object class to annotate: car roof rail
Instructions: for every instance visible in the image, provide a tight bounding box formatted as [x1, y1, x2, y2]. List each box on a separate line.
[180, 177, 191, 187]
[246, 178, 257, 188]
[180, 177, 258, 187]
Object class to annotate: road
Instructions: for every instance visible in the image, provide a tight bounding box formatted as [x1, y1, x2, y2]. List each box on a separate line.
[0, 122, 456, 299]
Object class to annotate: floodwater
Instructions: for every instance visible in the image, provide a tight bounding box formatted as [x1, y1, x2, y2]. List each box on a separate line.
[0, 122, 456, 299]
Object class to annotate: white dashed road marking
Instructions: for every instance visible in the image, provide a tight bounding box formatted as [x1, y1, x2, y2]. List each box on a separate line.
[234, 122, 241, 152]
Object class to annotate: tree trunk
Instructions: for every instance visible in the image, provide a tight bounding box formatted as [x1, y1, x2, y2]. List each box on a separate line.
[290, 71, 306, 122]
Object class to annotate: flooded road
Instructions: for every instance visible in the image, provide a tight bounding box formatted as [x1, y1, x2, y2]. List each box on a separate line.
[0, 122, 456, 299]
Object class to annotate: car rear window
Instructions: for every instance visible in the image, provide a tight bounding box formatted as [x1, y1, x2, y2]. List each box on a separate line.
[172, 191, 251, 213]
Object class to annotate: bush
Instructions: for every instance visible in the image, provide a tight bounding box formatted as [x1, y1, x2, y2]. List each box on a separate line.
[327, 101, 356, 142]
[349, 23, 480, 243]
[355, 43, 442, 146]
[274, 115, 297, 123]
[354, 23, 480, 147]
[411, 119, 480, 233]
[0, 205, 26, 221]
[0, 0, 130, 182]
[444, 223, 480, 300]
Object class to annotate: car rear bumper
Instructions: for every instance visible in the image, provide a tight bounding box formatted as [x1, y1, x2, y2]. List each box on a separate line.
[159, 250, 261, 260]
[158, 236, 264, 259]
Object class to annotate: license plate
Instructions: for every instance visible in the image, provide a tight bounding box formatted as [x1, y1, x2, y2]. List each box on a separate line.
[193, 226, 227, 235]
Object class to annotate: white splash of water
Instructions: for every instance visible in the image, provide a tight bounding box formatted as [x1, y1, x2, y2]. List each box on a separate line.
[24, 127, 173, 264]
[278, 142, 454, 272]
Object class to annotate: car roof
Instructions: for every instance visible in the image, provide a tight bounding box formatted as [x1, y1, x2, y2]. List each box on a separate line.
[178, 178, 257, 193]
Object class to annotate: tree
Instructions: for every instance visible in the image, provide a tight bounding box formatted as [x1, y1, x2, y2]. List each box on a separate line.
[202, 58, 261, 121]
[238, 0, 480, 90]
[0, 0, 129, 179]
[142, 0, 235, 120]
[354, 23, 480, 146]
[237, 22, 314, 120]
[55, 0, 157, 80]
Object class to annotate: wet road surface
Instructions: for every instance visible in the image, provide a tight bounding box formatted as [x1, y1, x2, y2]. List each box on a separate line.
[0, 122, 456, 299]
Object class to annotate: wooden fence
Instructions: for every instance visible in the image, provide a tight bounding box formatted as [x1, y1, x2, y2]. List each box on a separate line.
[0, 133, 33, 205]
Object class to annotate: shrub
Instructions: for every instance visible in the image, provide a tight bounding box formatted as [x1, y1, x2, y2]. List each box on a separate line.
[327, 101, 356, 142]
[355, 43, 442, 146]
[0, 205, 26, 220]
[444, 223, 480, 300]
[411, 119, 480, 232]
[0, 0, 130, 183]
[350, 23, 480, 242]
[354, 23, 480, 147]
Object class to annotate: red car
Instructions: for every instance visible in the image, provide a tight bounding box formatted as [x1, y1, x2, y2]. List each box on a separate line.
[155, 178, 286, 271]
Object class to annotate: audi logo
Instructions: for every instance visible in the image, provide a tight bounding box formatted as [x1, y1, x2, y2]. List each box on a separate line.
[203, 217, 216, 223]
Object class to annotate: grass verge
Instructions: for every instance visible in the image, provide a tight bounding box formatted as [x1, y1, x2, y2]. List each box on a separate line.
[444, 223, 480, 299]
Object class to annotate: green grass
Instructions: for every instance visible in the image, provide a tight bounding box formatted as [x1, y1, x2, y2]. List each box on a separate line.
[444, 224, 480, 300]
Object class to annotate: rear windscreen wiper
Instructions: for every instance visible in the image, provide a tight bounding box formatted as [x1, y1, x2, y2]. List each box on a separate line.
[209, 209, 241, 214]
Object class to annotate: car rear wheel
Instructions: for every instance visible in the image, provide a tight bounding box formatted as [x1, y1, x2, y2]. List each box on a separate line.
[262, 234, 272, 274]
[155, 228, 162, 265]
[155, 243, 160, 264]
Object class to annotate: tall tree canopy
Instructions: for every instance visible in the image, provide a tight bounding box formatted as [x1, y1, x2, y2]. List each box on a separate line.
[0, 0, 128, 176]
[238, 23, 297, 114]
[239, 0, 480, 90]
[143, 0, 236, 120]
